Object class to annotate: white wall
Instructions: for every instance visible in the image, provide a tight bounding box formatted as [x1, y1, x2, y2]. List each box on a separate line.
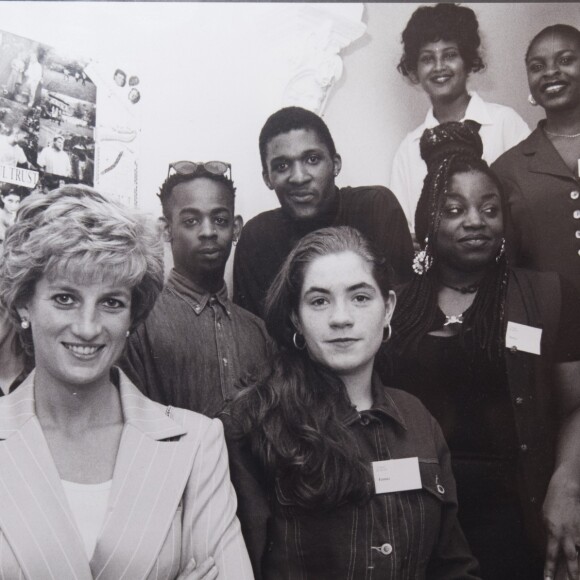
[0, 2, 577, 284]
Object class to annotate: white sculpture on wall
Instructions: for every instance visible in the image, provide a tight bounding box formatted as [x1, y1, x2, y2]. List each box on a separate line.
[267, 4, 366, 115]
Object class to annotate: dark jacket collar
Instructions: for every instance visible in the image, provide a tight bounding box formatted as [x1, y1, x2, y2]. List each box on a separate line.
[521, 121, 578, 180]
[341, 373, 407, 430]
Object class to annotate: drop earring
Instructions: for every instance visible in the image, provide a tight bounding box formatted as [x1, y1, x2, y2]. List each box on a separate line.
[412, 237, 433, 275]
[20, 318, 30, 329]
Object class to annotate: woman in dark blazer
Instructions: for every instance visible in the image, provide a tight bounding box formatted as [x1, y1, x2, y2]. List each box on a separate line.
[492, 24, 580, 293]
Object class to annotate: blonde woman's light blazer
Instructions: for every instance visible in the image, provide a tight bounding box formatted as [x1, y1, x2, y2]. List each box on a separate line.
[0, 369, 254, 580]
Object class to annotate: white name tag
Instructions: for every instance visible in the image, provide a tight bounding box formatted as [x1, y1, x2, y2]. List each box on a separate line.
[505, 321, 542, 355]
[372, 457, 422, 494]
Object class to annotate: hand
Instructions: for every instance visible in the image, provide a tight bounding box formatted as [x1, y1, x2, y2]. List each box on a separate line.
[543, 480, 580, 580]
[175, 557, 218, 580]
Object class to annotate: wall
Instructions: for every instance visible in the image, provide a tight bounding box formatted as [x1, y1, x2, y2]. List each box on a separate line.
[0, 2, 577, 283]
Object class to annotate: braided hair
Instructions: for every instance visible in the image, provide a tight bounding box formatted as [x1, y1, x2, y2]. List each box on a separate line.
[392, 120, 508, 364]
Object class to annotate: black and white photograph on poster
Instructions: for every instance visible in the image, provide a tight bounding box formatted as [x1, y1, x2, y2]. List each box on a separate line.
[38, 89, 95, 183]
[0, 3, 579, 580]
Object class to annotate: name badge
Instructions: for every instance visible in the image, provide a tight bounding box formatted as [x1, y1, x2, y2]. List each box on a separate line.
[505, 321, 542, 355]
[372, 457, 422, 494]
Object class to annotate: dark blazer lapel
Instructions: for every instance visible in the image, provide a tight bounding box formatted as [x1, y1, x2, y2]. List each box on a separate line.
[91, 372, 194, 580]
[524, 127, 576, 180]
[0, 374, 92, 579]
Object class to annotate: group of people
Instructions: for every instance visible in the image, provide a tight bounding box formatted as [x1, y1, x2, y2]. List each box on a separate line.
[0, 4, 579, 580]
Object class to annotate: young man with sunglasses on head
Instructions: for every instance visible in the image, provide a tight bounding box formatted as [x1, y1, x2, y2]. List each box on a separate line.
[233, 106, 414, 317]
[121, 161, 269, 417]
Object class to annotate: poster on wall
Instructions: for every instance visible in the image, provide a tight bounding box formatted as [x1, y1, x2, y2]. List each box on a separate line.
[0, 28, 141, 210]
[0, 29, 96, 198]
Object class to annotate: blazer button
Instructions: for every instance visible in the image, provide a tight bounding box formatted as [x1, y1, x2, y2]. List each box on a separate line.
[515, 397, 524, 405]
[571, 191, 580, 200]
[520, 444, 528, 452]
[379, 543, 393, 555]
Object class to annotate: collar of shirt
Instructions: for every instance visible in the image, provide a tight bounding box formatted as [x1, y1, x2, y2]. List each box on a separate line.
[340, 373, 407, 429]
[166, 269, 231, 318]
[411, 91, 493, 142]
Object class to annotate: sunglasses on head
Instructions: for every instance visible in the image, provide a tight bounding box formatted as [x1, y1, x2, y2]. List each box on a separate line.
[167, 160, 232, 181]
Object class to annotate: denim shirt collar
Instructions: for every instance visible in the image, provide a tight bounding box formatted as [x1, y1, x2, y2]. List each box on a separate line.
[166, 269, 231, 318]
[341, 373, 407, 430]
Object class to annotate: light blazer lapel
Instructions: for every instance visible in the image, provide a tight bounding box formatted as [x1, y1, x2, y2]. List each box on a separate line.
[0, 372, 92, 580]
[91, 371, 194, 580]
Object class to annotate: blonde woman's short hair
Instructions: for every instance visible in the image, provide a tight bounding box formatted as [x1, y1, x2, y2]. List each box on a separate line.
[0, 185, 164, 331]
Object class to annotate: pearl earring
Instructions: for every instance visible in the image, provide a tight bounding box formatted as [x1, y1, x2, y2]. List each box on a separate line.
[20, 319, 30, 329]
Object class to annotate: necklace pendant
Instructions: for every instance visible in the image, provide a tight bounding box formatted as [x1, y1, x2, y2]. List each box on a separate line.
[444, 313, 464, 326]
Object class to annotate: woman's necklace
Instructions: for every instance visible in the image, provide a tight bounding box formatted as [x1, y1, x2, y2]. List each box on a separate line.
[544, 129, 580, 139]
[440, 280, 480, 294]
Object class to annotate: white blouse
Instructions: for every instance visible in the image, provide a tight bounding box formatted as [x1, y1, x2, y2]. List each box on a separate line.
[61, 479, 112, 559]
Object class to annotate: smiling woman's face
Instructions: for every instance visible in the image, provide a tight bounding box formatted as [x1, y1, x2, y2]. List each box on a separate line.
[526, 30, 580, 114]
[17, 273, 132, 391]
[294, 251, 395, 382]
[435, 170, 504, 275]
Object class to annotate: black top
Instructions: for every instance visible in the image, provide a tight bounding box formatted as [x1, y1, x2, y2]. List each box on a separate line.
[233, 185, 414, 317]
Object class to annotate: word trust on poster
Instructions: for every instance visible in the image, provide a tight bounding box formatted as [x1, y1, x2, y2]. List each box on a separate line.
[0, 28, 140, 208]
[0, 164, 38, 188]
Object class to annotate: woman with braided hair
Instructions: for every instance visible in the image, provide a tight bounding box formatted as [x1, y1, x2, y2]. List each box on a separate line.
[380, 120, 580, 579]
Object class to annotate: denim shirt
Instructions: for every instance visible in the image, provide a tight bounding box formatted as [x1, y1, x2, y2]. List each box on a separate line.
[221, 376, 480, 580]
[121, 269, 269, 418]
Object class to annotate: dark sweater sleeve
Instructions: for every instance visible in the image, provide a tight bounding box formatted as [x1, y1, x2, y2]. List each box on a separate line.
[377, 187, 414, 285]
[233, 219, 268, 318]
[354, 186, 414, 286]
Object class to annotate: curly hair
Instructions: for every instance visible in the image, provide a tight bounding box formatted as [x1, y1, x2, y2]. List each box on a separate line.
[392, 122, 508, 363]
[259, 106, 337, 173]
[0, 185, 164, 335]
[397, 3, 485, 77]
[158, 169, 236, 220]
[230, 226, 392, 510]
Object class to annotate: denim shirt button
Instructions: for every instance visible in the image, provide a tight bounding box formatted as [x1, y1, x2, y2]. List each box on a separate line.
[360, 415, 370, 426]
[379, 543, 393, 556]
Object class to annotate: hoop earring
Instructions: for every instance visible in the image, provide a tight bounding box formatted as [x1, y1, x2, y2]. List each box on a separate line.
[20, 318, 30, 330]
[292, 332, 306, 350]
[528, 94, 537, 106]
[412, 237, 433, 275]
[382, 324, 392, 344]
[496, 237, 506, 263]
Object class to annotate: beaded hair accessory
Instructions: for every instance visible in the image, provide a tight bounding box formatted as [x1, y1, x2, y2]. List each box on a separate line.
[419, 120, 483, 170]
